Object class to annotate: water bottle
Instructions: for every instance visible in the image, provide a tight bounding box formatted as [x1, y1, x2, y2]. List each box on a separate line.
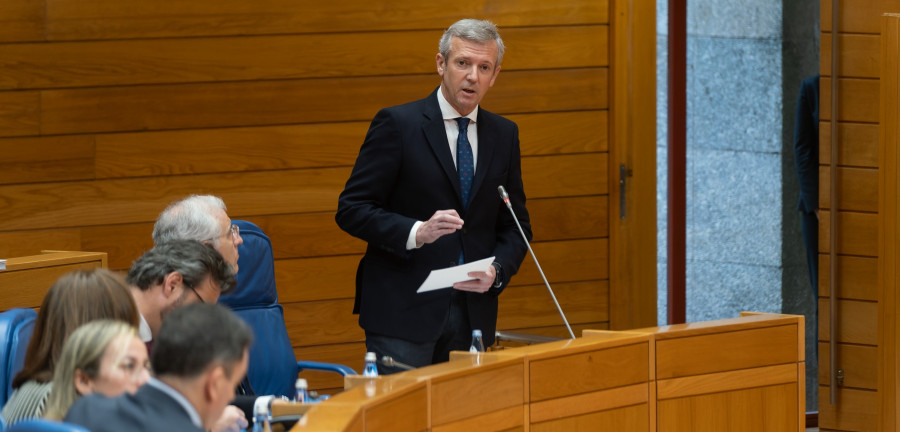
[469, 329, 485, 353]
[251, 401, 269, 432]
[294, 378, 309, 403]
[363, 352, 379, 377]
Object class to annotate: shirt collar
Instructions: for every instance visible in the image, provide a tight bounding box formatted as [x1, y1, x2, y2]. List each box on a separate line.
[138, 313, 152, 343]
[437, 86, 478, 124]
[146, 377, 203, 429]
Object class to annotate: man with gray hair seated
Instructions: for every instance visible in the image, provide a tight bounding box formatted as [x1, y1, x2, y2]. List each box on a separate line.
[153, 195, 244, 274]
[127, 239, 236, 347]
[64, 303, 253, 432]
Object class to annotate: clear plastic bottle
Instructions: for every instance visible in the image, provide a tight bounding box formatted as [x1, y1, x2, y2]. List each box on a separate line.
[469, 329, 485, 353]
[294, 378, 309, 403]
[251, 400, 270, 432]
[362, 352, 379, 377]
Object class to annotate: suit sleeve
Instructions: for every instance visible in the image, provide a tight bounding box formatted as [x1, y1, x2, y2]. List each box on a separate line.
[489, 123, 531, 294]
[794, 78, 819, 214]
[336, 108, 417, 258]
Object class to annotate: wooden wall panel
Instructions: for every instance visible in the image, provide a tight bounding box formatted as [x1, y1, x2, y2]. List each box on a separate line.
[818, 299, 878, 345]
[817, 255, 877, 301]
[497, 281, 609, 329]
[818, 211, 878, 256]
[0, 0, 44, 43]
[0, 136, 95, 185]
[0, 26, 607, 90]
[820, 0, 899, 34]
[820, 122, 878, 167]
[820, 33, 880, 78]
[44, 0, 608, 40]
[819, 77, 879, 123]
[0, 91, 39, 137]
[818, 166, 878, 211]
[36, 69, 606, 137]
[818, 342, 877, 390]
[818, 386, 878, 431]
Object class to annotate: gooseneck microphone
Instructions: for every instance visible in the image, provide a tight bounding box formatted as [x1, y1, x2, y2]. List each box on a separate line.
[380, 356, 415, 371]
[498, 185, 575, 339]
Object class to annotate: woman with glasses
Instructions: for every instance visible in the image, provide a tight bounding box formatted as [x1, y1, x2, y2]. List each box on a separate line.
[43, 320, 150, 420]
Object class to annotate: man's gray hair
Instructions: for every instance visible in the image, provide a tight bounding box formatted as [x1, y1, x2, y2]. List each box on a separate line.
[127, 240, 236, 295]
[153, 195, 227, 246]
[439, 19, 505, 67]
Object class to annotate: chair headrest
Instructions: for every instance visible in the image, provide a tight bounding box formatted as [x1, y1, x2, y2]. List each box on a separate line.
[0, 308, 38, 406]
[218, 220, 278, 308]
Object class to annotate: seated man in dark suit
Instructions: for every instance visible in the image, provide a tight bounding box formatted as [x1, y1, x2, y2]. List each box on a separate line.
[64, 303, 252, 432]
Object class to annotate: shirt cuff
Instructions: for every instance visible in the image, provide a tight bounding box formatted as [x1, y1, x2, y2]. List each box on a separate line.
[406, 221, 424, 250]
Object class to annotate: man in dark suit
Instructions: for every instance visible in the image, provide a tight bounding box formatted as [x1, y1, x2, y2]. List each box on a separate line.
[794, 75, 820, 295]
[336, 19, 531, 373]
[65, 303, 252, 432]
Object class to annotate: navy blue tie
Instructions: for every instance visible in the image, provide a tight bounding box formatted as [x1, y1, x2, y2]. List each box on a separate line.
[456, 117, 473, 265]
[456, 117, 474, 209]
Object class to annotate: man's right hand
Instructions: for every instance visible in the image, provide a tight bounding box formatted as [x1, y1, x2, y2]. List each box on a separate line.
[416, 210, 464, 246]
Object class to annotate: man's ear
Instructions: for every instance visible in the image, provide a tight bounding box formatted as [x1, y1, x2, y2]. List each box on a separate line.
[204, 365, 227, 403]
[436, 53, 445, 76]
[161, 271, 184, 299]
[73, 369, 94, 396]
[488, 65, 501, 88]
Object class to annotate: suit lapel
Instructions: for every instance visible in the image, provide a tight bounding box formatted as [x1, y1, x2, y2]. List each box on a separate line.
[471, 110, 496, 204]
[422, 91, 465, 206]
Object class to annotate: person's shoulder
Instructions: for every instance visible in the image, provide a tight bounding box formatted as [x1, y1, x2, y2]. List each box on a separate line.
[380, 93, 434, 116]
[478, 108, 517, 130]
[801, 74, 820, 91]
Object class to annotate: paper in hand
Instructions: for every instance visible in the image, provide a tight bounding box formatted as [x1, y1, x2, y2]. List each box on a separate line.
[416, 256, 495, 293]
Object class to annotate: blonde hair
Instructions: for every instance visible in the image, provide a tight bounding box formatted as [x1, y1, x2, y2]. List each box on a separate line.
[43, 320, 137, 421]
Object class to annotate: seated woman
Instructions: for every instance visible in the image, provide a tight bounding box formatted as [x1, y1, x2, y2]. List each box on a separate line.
[43, 320, 149, 420]
[0, 268, 139, 425]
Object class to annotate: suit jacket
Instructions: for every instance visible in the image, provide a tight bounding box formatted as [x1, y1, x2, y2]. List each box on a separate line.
[336, 88, 531, 346]
[794, 74, 819, 214]
[64, 380, 203, 432]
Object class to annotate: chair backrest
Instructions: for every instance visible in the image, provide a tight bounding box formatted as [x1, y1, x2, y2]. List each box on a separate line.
[7, 419, 89, 432]
[0, 308, 38, 407]
[218, 220, 298, 397]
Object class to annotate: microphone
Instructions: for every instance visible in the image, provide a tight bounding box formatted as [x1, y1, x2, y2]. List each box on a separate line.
[379, 356, 415, 371]
[497, 186, 575, 339]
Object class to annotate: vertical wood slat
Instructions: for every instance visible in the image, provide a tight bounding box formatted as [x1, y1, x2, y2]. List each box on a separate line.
[609, 0, 658, 330]
[878, 13, 900, 432]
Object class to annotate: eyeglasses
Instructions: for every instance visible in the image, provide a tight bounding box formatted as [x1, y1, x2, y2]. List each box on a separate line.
[187, 283, 206, 304]
[205, 224, 240, 243]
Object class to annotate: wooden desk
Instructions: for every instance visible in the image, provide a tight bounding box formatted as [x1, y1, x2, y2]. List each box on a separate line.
[291, 312, 804, 432]
[0, 251, 108, 311]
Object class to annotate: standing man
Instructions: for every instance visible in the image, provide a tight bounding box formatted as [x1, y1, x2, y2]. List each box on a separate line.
[153, 195, 243, 275]
[794, 74, 820, 295]
[336, 19, 531, 373]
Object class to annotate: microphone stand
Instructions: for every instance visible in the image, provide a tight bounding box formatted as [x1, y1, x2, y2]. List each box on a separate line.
[498, 186, 575, 339]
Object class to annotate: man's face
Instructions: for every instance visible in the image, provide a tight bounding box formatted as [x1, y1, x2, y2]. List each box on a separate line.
[210, 210, 242, 274]
[436, 36, 501, 116]
[159, 275, 221, 322]
[203, 349, 249, 430]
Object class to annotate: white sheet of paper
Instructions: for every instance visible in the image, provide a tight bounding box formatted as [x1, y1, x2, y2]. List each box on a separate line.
[416, 256, 495, 293]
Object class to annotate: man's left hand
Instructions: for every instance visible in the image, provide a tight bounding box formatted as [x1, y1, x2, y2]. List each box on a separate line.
[453, 265, 496, 293]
